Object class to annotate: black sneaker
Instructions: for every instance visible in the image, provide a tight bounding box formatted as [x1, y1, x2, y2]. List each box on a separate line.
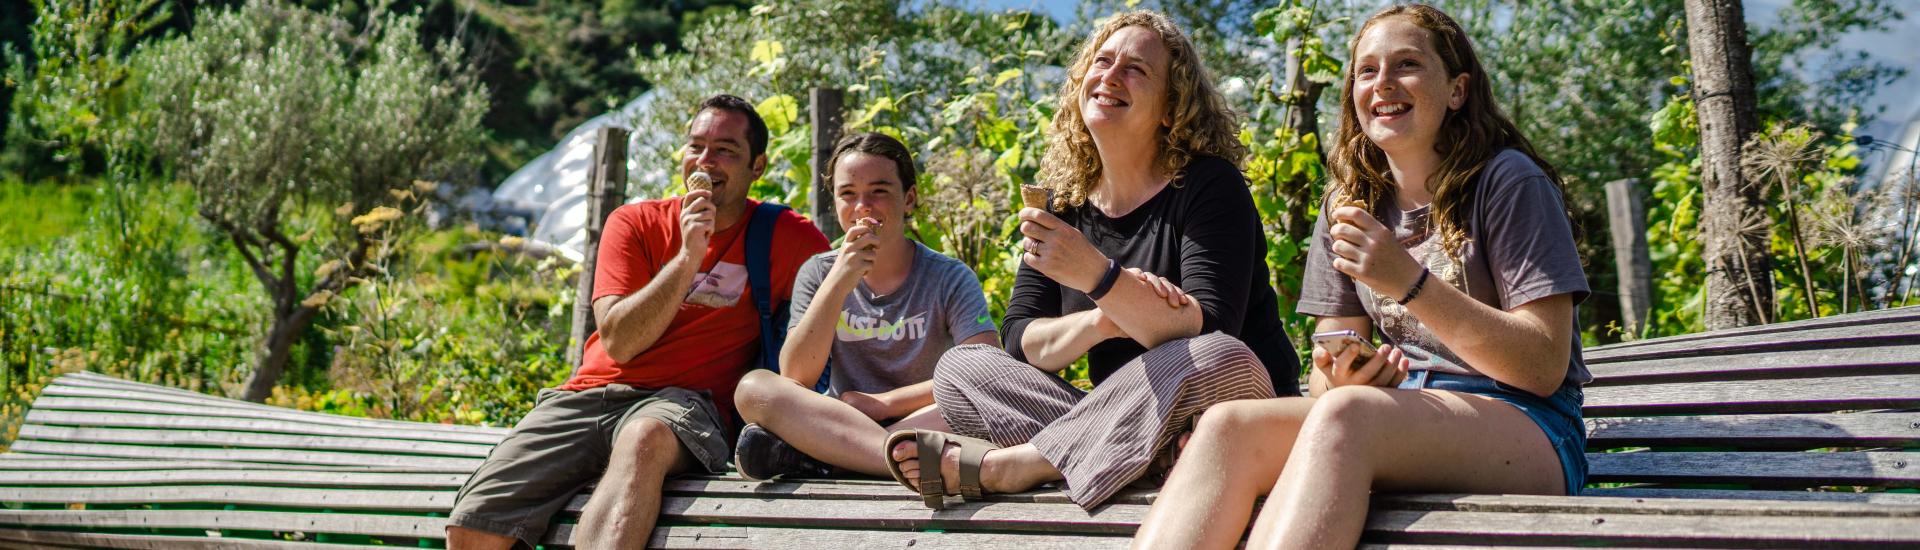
[734, 423, 837, 481]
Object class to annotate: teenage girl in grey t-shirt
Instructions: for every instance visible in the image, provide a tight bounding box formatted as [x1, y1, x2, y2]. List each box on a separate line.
[731, 133, 998, 480]
[1134, 5, 1589, 548]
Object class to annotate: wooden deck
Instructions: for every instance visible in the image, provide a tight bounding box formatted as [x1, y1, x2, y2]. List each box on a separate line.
[3, 307, 1919, 547]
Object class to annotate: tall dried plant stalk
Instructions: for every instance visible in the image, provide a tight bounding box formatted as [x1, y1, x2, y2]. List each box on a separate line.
[1809, 178, 1893, 313]
[1742, 125, 1825, 317]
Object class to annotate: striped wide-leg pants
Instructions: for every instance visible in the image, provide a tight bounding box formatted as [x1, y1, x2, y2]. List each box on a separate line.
[931, 332, 1276, 509]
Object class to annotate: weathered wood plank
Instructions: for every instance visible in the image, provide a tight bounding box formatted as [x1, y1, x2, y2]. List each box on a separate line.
[22, 408, 504, 446]
[1584, 306, 1920, 357]
[645, 525, 1129, 549]
[0, 468, 467, 489]
[1582, 487, 1920, 505]
[0, 529, 347, 549]
[1364, 509, 1920, 547]
[659, 478, 1159, 506]
[1585, 345, 1920, 386]
[42, 378, 505, 436]
[0, 457, 415, 473]
[1585, 412, 1920, 449]
[1583, 321, 1920, 365]
[22, 396, 506, 445]
[655, 495, 1144, 534]
[0, 485, 452, 512]
[1588, 451, 1920, 487]
[1583, 374, 1920, 416]
[15, 424, 494, 458]
[5, 440, 482, 472]
[0, 509, 448, 539]
[1372, 492, 1920, 517]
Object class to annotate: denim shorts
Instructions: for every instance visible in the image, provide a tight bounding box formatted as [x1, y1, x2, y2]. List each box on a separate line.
[1397, 370, 1588, 494]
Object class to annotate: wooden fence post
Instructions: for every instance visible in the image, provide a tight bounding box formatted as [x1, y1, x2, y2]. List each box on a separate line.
[1606, 178, 1653, 340]
[569, 127, 630, 367]
[810, 87, 845, 240]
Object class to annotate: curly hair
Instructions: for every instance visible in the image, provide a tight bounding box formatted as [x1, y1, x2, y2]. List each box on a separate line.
[1036, 10, 1248, 210]
[1327, 4, 1573, 258]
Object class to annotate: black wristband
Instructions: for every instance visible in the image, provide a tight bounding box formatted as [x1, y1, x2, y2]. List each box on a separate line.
[1086, 259, 1122, 301]
[1397, 268, 1430, 306]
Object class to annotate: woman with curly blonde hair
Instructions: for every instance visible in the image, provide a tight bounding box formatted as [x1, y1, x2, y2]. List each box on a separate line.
[883, 10, 1300, 511]
[1133, 5, 1588, 548]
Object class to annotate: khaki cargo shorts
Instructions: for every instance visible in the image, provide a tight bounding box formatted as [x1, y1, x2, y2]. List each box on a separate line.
[448, 384, 731, 547]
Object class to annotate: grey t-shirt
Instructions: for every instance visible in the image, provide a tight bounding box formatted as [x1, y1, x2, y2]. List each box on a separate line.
[788, 241, 999, 396]
[1298, 149, 1592, 385]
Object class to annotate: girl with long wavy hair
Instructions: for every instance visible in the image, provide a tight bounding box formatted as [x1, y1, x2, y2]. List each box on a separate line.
[1133, 5, 1589, 548]
[881, 10, 1301, 511]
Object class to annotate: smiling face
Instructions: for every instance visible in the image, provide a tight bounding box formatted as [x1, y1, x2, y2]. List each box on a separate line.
[681, 108, 767, 211]
[1349, 17, 1469, 158]
[1080, 25, 1172, 148]
[832, 151, 914, 242]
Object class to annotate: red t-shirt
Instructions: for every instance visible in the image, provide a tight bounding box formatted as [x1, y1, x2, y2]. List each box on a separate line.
[564, 197, 829, 421]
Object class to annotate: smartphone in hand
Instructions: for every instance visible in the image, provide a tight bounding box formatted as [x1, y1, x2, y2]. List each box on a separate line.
[1311, 329, 1378, 361]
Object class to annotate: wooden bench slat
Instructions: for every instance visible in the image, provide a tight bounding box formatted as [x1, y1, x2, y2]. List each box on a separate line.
[1585, 306, 1920, 357]
[655, 495, 1144, 534]
[644, 525, 1129, 549]
[5, 440, 482, 472]
[0, 468, 466, 489]
[1583, 488, 1920, 505]
[1582, 321, 1920, 365]
[0, 485, 452, 512]
[659, 477, 1160, 506]
[22, 408, 504, 446]
[1583, 374, 1920, 416]
[0, 529, 346, 549]
[0, 509, 445, 539]
[23, 396, 508, 446]
[1588, 451, 1920, 487]
[0, 457, 410, 472]
[1585, 412, 1920, 449]
[1586, 345, 1920, 385]
[1365, 509, 1920, 547]
[39, 380, 506, 437]
[15, 424, 494, 458]
[1372, 492, 1920, 517]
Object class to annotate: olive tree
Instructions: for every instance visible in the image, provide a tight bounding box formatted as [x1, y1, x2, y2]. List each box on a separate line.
[132, 0, 488, 401]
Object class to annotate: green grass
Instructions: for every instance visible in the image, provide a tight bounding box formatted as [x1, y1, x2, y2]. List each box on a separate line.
[0, 179, 99, 250]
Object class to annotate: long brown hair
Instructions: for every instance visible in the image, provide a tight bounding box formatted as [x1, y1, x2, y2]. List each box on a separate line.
[1327, 4, 1573, 256]
[1036, 10, 1247, 209]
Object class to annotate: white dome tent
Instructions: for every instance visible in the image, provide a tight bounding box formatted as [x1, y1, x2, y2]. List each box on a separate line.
[491, 91, 670, 262]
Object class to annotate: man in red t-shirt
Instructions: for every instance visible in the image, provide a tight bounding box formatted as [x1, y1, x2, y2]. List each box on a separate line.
[447, 95, 830, 549]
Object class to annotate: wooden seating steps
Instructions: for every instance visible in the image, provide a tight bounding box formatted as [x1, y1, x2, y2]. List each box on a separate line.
[1, 306, 1917, 548]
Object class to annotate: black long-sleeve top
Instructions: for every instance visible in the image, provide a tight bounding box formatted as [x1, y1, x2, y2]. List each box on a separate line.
[1002, 155, 1301, 395]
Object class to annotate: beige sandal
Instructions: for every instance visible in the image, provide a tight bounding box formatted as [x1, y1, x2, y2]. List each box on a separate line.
[884, 429, 999, 509]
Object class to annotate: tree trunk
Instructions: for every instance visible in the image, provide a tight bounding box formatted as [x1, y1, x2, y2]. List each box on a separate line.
[241, 303, 319, 402]
[1685, 0, 1772, 329]
[1280, 34, 1329, 243]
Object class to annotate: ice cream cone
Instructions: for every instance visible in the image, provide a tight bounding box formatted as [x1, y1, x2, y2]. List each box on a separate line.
[687, 171, 713, 192]
[1020, 185, 1049, 211]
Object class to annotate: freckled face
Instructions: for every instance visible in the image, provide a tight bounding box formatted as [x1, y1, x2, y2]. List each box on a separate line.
[1350, 18, 1467, 157]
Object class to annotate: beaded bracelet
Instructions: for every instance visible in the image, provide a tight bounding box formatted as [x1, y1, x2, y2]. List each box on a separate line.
[1397, 268, 1430, 306]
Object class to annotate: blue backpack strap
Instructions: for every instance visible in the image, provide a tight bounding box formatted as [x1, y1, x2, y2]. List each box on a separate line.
[745, 202, 782, 368]
[744, 202, 830, 393]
